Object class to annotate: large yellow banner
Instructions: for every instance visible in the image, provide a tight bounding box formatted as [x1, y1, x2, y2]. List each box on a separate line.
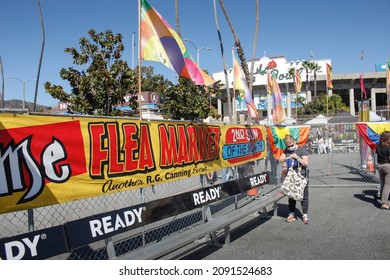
[0, 114, 267, 213]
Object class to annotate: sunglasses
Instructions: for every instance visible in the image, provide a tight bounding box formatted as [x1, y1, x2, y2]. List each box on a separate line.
[287, 144, 295, 148]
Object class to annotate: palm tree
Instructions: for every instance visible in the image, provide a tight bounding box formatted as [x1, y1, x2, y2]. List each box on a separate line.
[287, 67, 295, 85]
[301, 60, 311, 95]
[33, 0, 45, 112]
[311, 61, 321, 97]
[218, 0, 250, 84]
[0, 55, 4, 108]
[213, 0, 232, 123]
[218, 0, 257, 174]
[249, 0, 259, 96]
[175, 0, 180, 36]
[288, 67, 298, 119]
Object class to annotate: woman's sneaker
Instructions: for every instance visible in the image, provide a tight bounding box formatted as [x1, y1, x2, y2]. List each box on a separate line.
[286, 213, 296, 222]
[302, 215, 310, 224]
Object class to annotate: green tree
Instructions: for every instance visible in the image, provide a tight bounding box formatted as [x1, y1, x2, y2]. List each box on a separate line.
[140, 66, 171, 93]
[44, 29, 138, 116]
[287, 67, 295, 90]
[327, 94, 349, 114]
[311, 61, 321, 97]
[287, 66, 300, 118]
[159, 76, 221, 121]
[301, 60, 321, 97]
[298, 93, 348, 116]
[301, 60, 311, 94]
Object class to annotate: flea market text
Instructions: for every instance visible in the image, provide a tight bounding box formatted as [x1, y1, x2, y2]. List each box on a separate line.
[0, 114, 266, 213]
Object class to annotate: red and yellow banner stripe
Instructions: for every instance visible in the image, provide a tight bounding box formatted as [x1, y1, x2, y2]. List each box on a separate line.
[0, 114, 267, 213]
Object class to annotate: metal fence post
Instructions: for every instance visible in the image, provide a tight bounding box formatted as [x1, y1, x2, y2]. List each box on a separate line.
[28, 209, 34, 232]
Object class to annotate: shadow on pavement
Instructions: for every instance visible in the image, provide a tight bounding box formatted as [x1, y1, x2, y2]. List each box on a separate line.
[334, 163, 380, 184]
[354, 189, 381, 209]
[171, 204, 295, 260]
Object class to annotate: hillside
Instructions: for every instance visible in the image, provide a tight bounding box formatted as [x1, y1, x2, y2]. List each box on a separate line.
[2, 99, 50, 112]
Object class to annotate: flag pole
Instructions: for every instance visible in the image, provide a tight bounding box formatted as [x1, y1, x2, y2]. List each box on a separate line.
[386, 58, 390, 122]
[138, 0, 142, 119]
[326, 84, 329, 121]
[294, 67, 298, 123]
[325, 63, 334, 121]
[387, 58, 389, 108]
[232, 46, 236, 124]
[326, 66, 329, 121]
[132, 32, 135, 69]
[267, 70, 271, 126]
[361, 51, 364, 100]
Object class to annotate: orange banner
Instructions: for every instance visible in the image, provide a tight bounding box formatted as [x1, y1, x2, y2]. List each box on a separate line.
[0, 114, 267, 213]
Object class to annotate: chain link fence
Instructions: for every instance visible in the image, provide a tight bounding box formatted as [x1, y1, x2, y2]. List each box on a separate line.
[0, 122, 381, 259]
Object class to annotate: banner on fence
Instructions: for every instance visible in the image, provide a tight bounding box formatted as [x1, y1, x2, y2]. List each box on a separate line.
[0, 171, 269, 258]
[266, 126, 310, 159]
[0, 225, 68, 260]
[356, 122, 390, 150]
[0, 114, 267, 213]
[65, 171, 269, 250]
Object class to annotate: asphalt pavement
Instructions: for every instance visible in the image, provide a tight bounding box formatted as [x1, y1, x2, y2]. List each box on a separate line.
[155, 150, 390, 260]
[164, 185, 390, 260]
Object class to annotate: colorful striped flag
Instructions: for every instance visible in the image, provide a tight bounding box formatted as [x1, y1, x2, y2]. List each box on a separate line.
[267, 71, 272, 94]
[356, 122, 390, 150]
[360, 74, 367, 99]
[266, 126, 310, 159]
[326, 63, 333, 90]
[270, 74, 286, 124]
[294, 68, 302, 93]
[233, 54, 258, 120]
[140, 0, 215, 86]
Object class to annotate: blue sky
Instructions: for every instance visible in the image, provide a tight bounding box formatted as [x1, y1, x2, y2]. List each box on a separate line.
[1, 0, 389, 107]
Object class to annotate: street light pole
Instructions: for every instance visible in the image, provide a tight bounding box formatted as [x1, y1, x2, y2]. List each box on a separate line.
[183, 38, 211, 67]
[9, 76, 35, 110]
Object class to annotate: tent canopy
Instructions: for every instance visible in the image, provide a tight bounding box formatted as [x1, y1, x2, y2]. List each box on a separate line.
[328, 111, 358, 123]
[305, 114, 328, 124]
[369, 111, 386, 122]
[258, 116, 296, 125]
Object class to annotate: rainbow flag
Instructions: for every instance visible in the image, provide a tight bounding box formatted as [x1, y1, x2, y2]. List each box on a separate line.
[233, 54, 258, 120]
[140, 0, 214, 86]
[294, 68, 302, 93]
[267, 71, 272, 94]
[266, 126, 310, 159]
[356, 122, 390, 150]
[270, 74, 286, 124]
[360, 74, 367, 99]
[326, 63, 333, 90]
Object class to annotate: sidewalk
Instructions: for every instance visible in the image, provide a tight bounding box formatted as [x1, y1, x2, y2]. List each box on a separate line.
[166, 185, 390, 260]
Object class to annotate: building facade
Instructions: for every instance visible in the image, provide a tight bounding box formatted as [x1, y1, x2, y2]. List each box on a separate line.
[212, 56, 388, 122]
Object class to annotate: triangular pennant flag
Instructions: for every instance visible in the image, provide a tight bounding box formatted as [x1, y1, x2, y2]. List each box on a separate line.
[326, 63, 333, 90]
[233, 53, 258, 120]
[294, 68, 302, 93]
[270, 75, 286, 124]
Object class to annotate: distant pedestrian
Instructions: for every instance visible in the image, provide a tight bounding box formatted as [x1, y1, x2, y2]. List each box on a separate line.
[278, 135, 310, 224]
[376, 131, 390, 209]
[327, 136, 333, 154]
[325, 136, 333, 154]
[318, 136, 325, 154]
